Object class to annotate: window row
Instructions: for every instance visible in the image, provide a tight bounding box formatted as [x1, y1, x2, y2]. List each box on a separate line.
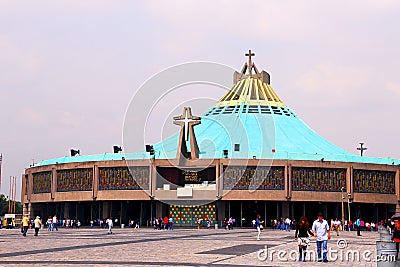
[99, 167, 149, 190]
[30, 167, 396, 194]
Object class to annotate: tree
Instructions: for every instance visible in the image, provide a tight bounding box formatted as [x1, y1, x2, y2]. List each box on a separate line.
[0, 194, 23, 216]
[0, 194, 8, 216]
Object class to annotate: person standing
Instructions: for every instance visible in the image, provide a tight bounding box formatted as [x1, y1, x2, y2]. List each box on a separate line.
[21, 214, 29, 237]
[163, 216, 169, 230]
[34, 216, 42, 236]
[197, 217, 203, 230]
[312, 212, 331, 262]
[52, 215, 58, 231]
[255, 214, 264, 241]
[47, 216, 52, 231]
[168, 217, 173, 230]
[285, 217, 292, 231]
[295, 216, 313, 262]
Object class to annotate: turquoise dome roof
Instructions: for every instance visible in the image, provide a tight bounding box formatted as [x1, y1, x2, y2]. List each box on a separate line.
[38, 67, 400, 166]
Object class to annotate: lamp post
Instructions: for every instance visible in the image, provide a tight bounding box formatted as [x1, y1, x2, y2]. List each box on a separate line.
[341, 187, 345, 226]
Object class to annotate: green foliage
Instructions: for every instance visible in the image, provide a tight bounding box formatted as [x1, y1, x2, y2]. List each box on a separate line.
[0, 194, 22, 216]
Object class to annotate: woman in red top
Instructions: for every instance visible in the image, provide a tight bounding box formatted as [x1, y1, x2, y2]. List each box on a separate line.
[163, 216, 169, 230]
[392, 220, 400, 260]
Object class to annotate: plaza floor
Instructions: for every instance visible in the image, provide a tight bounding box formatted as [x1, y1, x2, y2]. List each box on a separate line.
[0, 227, 396, 266]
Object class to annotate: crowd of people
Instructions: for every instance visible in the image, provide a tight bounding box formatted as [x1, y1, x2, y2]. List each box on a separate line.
[264, 216, 389, 234]
[152, 216, 174, 230]
[252, 213, 400, 262]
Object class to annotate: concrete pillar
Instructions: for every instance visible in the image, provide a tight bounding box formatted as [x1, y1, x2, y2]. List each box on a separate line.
[277, 202, 281, 218]
[216, 161, 223, 198]
[92, 165, 99, 200]
[21, 174, 27, 203]
[64, 203, 70, 218]
[23, 203, 30, 216]
[217, 201, 225, 224]
[120, 202, 123, 225]
[51, 168, 56, 200]
[395, 169, 400, 212]
[284, 164, 291, 200]
[349, 166, 354, 197]
[240, 201, 243, 227]
[28, 203, 32, 217]
[150, 162, 156, 198]
[264, 202, 267, 227]
[156, 201, 163, 218]
[282, 202, 289, 218]
[346, 167, 351, 196]
[102, 202, 110, 218]
[288, 164, 292, 199]
[290, 202, 294, 219]
[27, 173, 33, 202]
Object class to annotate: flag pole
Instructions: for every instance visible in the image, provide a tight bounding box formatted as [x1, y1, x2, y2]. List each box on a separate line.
[8, 176, 11, 214]
[13, 176, 16, 214]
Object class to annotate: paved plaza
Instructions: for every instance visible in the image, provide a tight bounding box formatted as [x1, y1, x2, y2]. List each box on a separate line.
[0, 226, 395, 266]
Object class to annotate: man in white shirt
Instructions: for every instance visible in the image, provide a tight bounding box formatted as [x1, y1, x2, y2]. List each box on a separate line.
[106, 218, 113, 234]
[371, 222, 376, 231]
[52, 215, 58, 231]
[312, 212, 331, 262]
[285, 217, 291, 231]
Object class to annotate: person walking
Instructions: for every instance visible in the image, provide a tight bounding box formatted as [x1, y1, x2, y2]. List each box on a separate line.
[333, 218, 341, 236]
[356, 217, 362, 236]
[255, 214, 264, 241]
[21, 214, 29, 237]
[34, 216, 42, 236]
[295, 216, 313, 262]
[312, 212, 331, 262]
[391, 219, 400, 260]
[106, 217, 113, 234]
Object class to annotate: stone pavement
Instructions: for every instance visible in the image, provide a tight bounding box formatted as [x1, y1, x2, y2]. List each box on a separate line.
[0, 227, 396, 266]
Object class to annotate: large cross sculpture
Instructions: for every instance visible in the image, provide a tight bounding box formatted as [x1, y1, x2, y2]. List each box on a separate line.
[173, 107, 201, 161]
[357, 142, 367, 157]
[245, 49, 255, 74]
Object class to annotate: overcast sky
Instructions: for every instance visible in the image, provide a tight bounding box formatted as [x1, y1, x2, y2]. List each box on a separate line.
[1, 1, 400, 199]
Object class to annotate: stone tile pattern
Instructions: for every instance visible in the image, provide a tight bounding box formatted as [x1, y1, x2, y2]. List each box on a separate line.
[0, 227, 389, 267]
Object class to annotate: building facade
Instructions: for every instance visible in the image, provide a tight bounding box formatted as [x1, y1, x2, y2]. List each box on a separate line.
[22, 53, 400, 226]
